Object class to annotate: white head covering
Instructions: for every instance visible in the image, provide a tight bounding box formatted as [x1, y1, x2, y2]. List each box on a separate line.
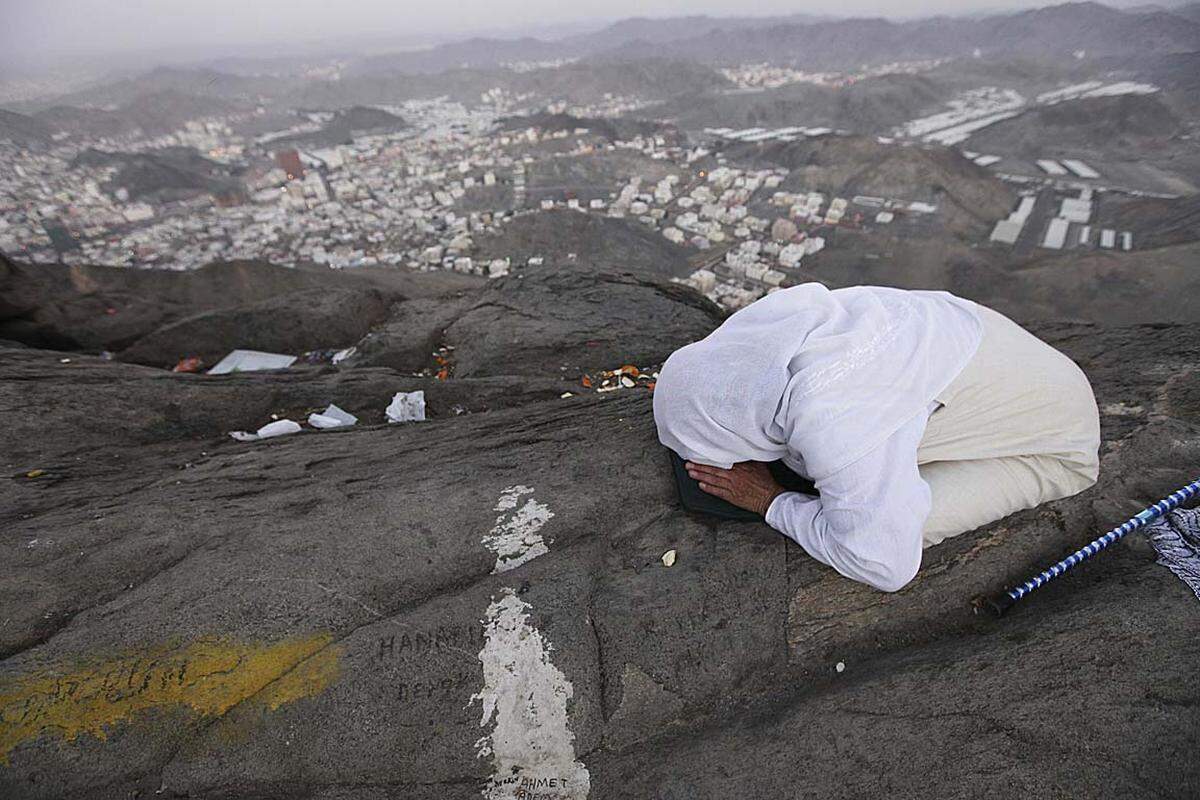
[653, 283, 981, 481]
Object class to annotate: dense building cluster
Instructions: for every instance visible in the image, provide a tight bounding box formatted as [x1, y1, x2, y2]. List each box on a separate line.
[4, 66, 1163, 315]
[718, 59, 947, 91]
[0, 86, 887, 311]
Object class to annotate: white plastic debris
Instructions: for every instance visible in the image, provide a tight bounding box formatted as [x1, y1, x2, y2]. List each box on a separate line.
[331, 347, 356, 365]
[560, 392, 574, 399]
[207, 349, 297, 375]
[256, 419, 302, 439]
[308, 404, 357, 429]
[229, 419, 302, 442]
[661, 549, 677, 567]
[385, 390, 426, 423]
[836, 661, 845, 673]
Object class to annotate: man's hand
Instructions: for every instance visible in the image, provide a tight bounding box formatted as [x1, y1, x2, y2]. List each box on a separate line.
[685, 460, 786, 517]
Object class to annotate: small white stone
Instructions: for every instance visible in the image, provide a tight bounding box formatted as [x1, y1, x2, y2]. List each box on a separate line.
[661, 549, 677, 567]
[835, 661, 845, 673]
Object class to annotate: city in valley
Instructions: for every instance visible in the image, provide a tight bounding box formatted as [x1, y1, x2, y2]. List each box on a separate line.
[4, 4, 1199, 320]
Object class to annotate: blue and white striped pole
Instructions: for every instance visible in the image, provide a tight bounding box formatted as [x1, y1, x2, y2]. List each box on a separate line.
[975, 478, 1200, 616]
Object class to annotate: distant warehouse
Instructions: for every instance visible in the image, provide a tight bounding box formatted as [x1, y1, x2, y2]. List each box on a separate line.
[1036, 159, 1069, 176]
[1061, 159, 1100, 179]
[1041, 218, 1070, 250]
[1059, 196, 1092, 224]
[990, 195, 1037, 245]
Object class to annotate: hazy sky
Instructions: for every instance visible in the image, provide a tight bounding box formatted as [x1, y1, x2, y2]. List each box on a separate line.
[1, 0, 1149, 62]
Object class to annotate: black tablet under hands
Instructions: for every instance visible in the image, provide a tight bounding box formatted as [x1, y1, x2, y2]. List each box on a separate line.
[668, 449, 817, 521]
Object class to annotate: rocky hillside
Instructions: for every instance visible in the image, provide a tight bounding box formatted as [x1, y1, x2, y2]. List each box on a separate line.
[645, 73, 948, 134]
[0, 109, 52, 144]
[968, 92, 1186, 155]
[474, 210, 696, 280]
[599, 2, 1200, 67]
[34, 91, 248, 140]
[0, 256, 1198, 798]
[758, 135, 1016, 238]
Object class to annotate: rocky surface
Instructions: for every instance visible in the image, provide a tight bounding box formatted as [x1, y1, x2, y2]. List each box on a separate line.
[474, 210, 696, 280]
[761, 136, 1016, 239]
[117, 288, 395, 369]
[1, 260, 1198, 799]
[0, 256, 481, 354]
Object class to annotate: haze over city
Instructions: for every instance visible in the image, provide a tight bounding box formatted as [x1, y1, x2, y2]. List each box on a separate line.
[0, 0, 1166, 62]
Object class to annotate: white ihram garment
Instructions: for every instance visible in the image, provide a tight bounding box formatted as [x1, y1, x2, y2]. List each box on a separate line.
[654, 283, 982, 480]
[655, 285, 1100, 592]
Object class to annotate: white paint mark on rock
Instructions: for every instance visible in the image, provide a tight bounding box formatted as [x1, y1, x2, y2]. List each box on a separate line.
[483, 485, 554, 574]
[470, 588, 590, 799]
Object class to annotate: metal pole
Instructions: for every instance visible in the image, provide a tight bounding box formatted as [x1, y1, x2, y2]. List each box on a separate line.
[973, 478, 1200, 617]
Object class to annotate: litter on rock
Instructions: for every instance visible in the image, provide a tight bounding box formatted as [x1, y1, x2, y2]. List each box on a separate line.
[580, 364, 660, 394]
[254, 420, 302, 439]
[297, 349, 338, 365]
[297, 346, 358, 366]
[836, 661, 845, 673]
[229, 419, 302, 442]
[661, 549, 677, 567]
[25, 469, 46, 479]
[423, 345, 454, 381]
[308, 404, 358, 429]
[386, 390, 426, 423]
[172, 356, 204, 373]
[560, 392, 574, 399]
[208, 349, 297, 375]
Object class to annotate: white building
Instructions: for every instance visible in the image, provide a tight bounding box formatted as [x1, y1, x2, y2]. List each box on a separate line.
[122, 203, 155, 223]
[1061, 159, 1100, 179]
[1041, 217, 1070, 249]
[1036, 159, 1069, 176]
[779, 243, 806, 268]
[1059, 196, 1092, 224]
[990, 195, 1037, 245]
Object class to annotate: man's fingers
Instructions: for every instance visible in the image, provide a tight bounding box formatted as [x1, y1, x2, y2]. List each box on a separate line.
[697, 481, 734, 501]
[687, 463, 730, 479]
[688, 466, 733, 489]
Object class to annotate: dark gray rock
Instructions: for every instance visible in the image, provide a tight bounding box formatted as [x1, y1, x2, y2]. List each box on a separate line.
[473, 209, 697, 280]
[347, 267, 724, 380]
[0, 287, 1197, 799]
[0, 256, 481, 353]
[349, 296, 474, 373]
[445, 269, 725, 378]
[0, 346, 567, 467]
[117, 287, 394, 368]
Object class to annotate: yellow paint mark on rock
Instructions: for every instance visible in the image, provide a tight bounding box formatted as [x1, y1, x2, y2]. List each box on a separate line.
[0, 633, 340, 765]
